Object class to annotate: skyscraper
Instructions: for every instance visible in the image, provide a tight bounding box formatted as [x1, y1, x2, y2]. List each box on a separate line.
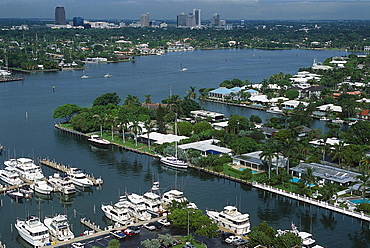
[140, 12, 150, 27]
[193, 9, 201, 26]
[73, 17, 84, 27]
[55, 6, 66, 25]
[177, 13, 188, 27]
[210, 13, 221, 27]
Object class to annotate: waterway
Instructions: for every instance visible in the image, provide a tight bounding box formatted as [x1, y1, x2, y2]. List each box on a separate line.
[0, 49, 368, 248]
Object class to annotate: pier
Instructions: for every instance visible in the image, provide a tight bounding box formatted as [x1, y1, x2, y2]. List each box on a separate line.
[0, 77, 24, 83]
[39, 159, 103, 186]
[80, 217, 102, 232]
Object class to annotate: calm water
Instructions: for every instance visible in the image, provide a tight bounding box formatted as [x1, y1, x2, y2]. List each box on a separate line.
[0, 49, 368, 248]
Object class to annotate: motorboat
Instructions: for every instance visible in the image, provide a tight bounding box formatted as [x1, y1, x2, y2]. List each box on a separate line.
[331, 118, 344, 124]
[161, 189, 197, 209]
[160, 156, 188, 169]
[67, 168, 93, 188]
[126, 200, 152, 221]
[276, 223, 316, 247]
[0, 167, 24, 185]
[88, 134, 111, 147]
[0, 69, 11, 76]
[104, 73, 112, 78]
[7, 190, 25, 202]
[4, 158, 44, 181]
[101, 196, 134, 225]
[30, 180, 54, 195]
[206, 206, 250, 235]
[15, 216, 50, 247]
[266, 106, 283, 114]
[44, 214, 74, 241]
[48, 173, 76, 195]
[319, 117, 329, 121]
[81, 75, 90, 79]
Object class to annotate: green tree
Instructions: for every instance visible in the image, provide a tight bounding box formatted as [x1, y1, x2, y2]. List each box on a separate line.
[92, 92, 121, 106]
[275, 231, 302, 248]
[229, 137, 258, 155]
[259, 144, 279, 179]
[177, 121, 193, 136]
[53, 104, 80, 122]
[107, 238, 120, 248]
[285, 89, 299, 100]
[193, 121, 212, 135]
[124, 94, 141, 106]
[130, 119, 142, 147]
[240, 168, 253, 180]
[186, 86, 197, 100]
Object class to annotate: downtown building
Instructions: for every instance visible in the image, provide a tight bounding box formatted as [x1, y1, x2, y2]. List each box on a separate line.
[55, 6, 66, 25]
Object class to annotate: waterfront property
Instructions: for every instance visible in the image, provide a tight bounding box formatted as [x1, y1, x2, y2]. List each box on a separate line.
[232, 151, 287, 171]
[290, 162, 361, 186]
[178, 139, 232, 156]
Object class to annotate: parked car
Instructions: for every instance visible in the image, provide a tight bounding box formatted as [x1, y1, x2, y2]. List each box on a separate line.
[225, 235, 243, 244]
[126, 225, 140, 234]
[121, 228, 134, 236]
[232, 239, 249, 246]
[152, 221, 163, 229]
[143, 222, 156, 231]
[157, 218, 171, 226]
[221, 231, 235, 239]
[183, 244, 196, 248]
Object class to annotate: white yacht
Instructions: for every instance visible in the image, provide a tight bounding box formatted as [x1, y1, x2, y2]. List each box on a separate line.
[67, 168, 93, 188]
[126, 199, 152, 221]
[30, 180, 54, 195]
[266, 106, 283, 114]
[276, 223, 316, 247]
[88, 134, 111, 147]
[0, 167, 24, 185]
[206, 206, 250, 235]
[104, 73, 112, 78]
[161, 189, 197, 209]
[48, 173, 76, 195]
[15, 216, 50, 247]
[4, 158, 44, 181]
[160, 156, 188, 169]
[101, 196, 134, 225]
[142, 191, 165, 215]
[44, 214, 74, 241]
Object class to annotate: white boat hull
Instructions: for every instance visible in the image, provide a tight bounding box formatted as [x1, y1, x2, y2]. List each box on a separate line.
[15, 219, 50, 247]
[160, 156, 188, 169]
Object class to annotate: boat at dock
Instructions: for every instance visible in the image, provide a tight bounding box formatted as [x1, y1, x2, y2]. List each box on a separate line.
[48, 173, 76, 195]
[4, 158, 44, 181]
[161, 189, 198, 209]
[101, 196, 135, 225]
[276, 222, 316, 247]
[266, 106, 283, 114]
[44, 214, 74, 241]
[15, 216, 50, 247]
[0, 167, 24, 185]
[88, 134, 111, 147]
[67, 168, 94, 188]
[30, 180, 54, 195]
[206, 205, 250, 235]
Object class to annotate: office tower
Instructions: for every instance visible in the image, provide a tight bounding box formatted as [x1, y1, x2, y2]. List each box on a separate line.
[55, 6, 66, 25]
[140, 12, 150, 27]
[187, 14, 196, 28]
[193, 9, 201, 26]
[73, 17, 84, 27]
[210, 13, 220, 27]
[177, 12, 188, 27]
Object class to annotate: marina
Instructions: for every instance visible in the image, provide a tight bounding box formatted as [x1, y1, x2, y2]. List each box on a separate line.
[0, 49, 368, 248]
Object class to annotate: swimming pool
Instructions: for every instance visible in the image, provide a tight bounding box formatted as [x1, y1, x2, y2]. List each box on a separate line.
[289, 177, 315, 187]
[238, 168, 258, 174]
[349, 198, 370, 204]
[253, 104, 265, 108]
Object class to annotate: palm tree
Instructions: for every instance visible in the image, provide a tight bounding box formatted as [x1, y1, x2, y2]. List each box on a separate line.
[259, 144, 278, 179]
[124, 94, 140, 106]
[301, 167, 317, 194]
[130, 120, 142, 147]
[143, 119, 155, 150]
[144, 94, 152, 104]
[356, 164, 370, 200]
[93, 113, 106, 137]
[106, 114, 118, 140]
[117, 115, 130, 143]
[331, 141, 345, 167]
[186, 86, 196, 100]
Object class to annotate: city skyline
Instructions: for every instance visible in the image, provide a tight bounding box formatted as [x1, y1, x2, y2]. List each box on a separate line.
[0, 0, 369, 20]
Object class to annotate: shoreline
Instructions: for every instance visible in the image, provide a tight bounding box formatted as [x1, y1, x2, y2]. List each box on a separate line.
[55, 124, 370, 222]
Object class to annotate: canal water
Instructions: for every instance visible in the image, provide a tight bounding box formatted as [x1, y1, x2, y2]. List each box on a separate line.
[0, 49, 368, 248]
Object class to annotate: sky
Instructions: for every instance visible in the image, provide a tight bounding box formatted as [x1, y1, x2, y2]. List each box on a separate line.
[0, 0, 369, 21]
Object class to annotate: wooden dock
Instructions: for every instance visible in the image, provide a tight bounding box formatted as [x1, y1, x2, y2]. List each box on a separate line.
[0, 77, 24, 83]
[80, 217, 102, 232]
[39, 159, 103, 186]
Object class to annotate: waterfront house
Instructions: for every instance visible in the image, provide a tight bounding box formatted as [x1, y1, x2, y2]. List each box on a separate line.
[281, 100, 308, 110]
[190, 110, 225, 122]
[290, 162, 360, 186]
[208, 87, 242, 100]
[232, 151, 287, 171]
[178, 139, 232, 156]
[138, 132, 188, 146]
[212, 121, 228, 130]
[317, 104, 342, 114]
[357, 110, 370, 120]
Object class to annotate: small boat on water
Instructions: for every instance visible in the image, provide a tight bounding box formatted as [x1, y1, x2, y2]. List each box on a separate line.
[104, 73, 112, 78]
[67, 168, 94, 188]
[266, 106, 283, 114]
[30, 180, 54, 195]
[88, 134, 111, 147]
[15, 216, 50, 247]
[206, 205, 251, 235]
[48, 173, 76, 195]
[81, 75, 90, 79]
[44, 214, 74, 241]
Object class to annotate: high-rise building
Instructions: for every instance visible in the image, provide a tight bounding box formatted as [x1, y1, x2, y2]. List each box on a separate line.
[193, 9, 201, 26]
[73, 17, 84, 27]
[187, 14, 196, 28]
[55, 6, 66, 25]
[210, 13, 221, 27]
[140, 12, 150, 27]
[177, 13, 188, 27]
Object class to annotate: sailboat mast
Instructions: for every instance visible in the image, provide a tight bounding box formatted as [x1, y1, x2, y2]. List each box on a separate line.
[175, 113, 178, 159]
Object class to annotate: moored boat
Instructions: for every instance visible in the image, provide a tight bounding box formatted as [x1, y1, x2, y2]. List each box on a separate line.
[160, 156, 188, 169]
[88, 134, 111, 147]
[276, 223, 316, 247]
[44, 214, 74, 241]
[30, 180, 54, 195]
[15, 216, 50, 247]
[161, 189, 197, 209]
[67, 168, 93, 188]
[0, 167, 24, 185]
[4, 158, 44, 181]
[48, 173, 76, 195]
[101, 196, 135, 225]
[206, 205, 250, 235]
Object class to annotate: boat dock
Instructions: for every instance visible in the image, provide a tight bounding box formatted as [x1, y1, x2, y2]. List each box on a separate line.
[39, 159, 103, 186]
[0, 77, 24, 83]
[80, 217, 102, 232]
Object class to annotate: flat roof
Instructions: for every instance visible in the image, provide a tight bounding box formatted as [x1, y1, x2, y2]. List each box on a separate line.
[138, 132, 188, 145]
[178, 139, 232, 154]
